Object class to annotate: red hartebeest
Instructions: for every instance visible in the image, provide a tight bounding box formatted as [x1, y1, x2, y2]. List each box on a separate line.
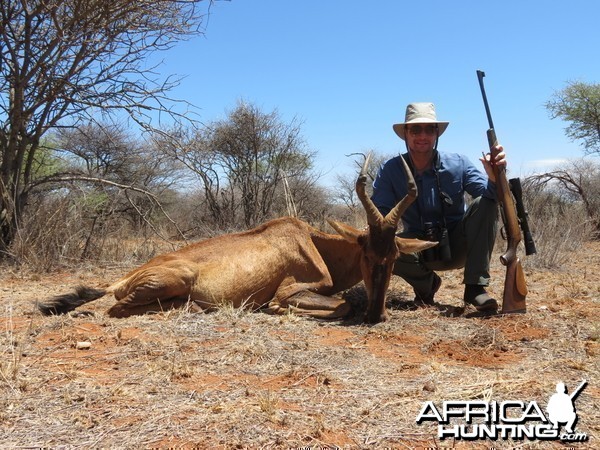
[38, 154, 435, 323]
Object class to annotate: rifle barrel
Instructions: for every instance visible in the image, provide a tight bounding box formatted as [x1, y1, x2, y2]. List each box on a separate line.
[477, 70, 495, 130]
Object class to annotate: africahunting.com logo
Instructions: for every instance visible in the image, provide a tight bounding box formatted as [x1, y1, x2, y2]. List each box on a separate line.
[416, 379, 588, 442]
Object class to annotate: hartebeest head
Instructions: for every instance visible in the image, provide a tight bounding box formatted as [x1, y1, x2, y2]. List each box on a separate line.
[329, 153, 436, 323]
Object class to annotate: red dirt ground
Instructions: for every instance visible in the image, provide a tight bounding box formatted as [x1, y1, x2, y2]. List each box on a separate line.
[1, 242, 598, 448]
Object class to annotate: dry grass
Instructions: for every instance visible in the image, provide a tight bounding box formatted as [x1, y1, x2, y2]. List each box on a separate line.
[0, 242, 599, 449]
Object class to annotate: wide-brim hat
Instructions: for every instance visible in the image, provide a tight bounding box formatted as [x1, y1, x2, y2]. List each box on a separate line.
[393, 102, 449, 140]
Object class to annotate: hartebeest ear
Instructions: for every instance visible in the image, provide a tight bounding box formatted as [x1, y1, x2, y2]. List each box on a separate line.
[395, 237, 438, 254]
[327, 220, 364, 243]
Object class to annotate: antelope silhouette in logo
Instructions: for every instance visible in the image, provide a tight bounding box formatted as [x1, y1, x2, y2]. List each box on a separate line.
[39, 154, 436, 323]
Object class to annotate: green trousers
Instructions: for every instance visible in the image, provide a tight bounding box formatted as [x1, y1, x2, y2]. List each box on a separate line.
[394, 196, 498, 296]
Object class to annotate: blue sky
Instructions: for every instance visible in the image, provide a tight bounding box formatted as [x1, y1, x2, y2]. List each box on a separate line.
[159, 0, 599, 188]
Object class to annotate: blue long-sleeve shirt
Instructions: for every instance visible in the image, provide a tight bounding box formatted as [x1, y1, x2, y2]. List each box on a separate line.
[371, 152, 497, 233]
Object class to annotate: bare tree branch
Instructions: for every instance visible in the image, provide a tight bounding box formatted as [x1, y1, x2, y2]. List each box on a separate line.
[45, 173, 187, 243]
[1, 0, 215, 252]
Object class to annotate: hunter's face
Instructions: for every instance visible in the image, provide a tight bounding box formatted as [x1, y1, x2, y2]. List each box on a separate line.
[406, 123, 438, 155]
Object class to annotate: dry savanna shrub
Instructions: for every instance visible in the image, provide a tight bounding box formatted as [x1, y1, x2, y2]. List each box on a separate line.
[9, 195, 177, 271]
[9, 196, 86, 270]
[519, 184, 593, 269]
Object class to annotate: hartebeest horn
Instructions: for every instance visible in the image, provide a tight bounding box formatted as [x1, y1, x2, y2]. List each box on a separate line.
[356, 153, 417, 229]
[356, 152, 384, 227]
[384, 155, 417, 227]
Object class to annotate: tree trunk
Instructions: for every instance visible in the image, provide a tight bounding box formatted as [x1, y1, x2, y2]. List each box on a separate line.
[0, 195, 17, 256]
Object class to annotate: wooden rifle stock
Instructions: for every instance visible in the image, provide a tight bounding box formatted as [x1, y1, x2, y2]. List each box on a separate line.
[487, 129, 528, 313]
[477, 71, 527, 314]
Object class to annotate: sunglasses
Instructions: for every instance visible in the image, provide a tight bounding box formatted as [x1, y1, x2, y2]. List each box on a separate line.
[408, 124, 438, 136]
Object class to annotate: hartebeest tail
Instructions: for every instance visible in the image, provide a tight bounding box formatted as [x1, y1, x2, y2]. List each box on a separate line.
[38, 286, 107, 315]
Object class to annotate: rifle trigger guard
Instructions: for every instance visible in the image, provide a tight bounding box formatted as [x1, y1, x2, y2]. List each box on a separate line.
[500, 225, 507, 240]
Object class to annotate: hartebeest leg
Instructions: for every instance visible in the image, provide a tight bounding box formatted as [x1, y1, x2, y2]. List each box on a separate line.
[107, 265, 197, 318]
[264, 236, 352, 319]
[266, 290, 351, 319]
[282, 291, 352, 319]
[108, 297, 195, 318]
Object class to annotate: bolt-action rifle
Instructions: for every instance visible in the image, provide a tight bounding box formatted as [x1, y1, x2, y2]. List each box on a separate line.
[476, 70, 536, 314]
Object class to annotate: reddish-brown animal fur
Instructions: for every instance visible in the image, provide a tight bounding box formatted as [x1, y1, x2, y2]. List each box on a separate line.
[38, 155, 435, 323]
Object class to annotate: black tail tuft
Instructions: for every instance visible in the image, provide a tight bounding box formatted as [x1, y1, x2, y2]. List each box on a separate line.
[38, 285, 107, 315]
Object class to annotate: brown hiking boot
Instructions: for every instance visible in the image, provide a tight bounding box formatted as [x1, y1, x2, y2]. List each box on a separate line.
[463, 285, 498, 312]
[414, 273, 442, 307]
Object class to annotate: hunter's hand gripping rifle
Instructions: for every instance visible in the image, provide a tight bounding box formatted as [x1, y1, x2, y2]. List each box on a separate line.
[476, 70, 536, 314]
